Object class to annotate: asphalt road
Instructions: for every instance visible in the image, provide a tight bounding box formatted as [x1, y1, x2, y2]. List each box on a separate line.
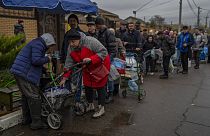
[1, 64, 210, 136]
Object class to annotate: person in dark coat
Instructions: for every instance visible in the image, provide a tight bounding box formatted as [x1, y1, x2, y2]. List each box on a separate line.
[156, 31, 175, 79]
[61, 14, 84, 64]
[143, 35, 158, 75]
[14, 19, 26, 43]
[85, 21, 97, 38]
[116, 20, 127, 41]
[122, 21, 143, 52]
[10, 33, 56, 130]
[95, 16, 117, 103]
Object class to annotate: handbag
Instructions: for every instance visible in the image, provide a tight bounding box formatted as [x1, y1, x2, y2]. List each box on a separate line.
[88, 63, 109, 82]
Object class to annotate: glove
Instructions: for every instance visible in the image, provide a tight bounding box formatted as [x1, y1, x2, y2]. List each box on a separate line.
[83, 58, 92, 64]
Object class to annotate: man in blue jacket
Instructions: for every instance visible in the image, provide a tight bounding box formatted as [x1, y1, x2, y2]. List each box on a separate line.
[176, 26, 194, 74]
[10, 33, 55, 130]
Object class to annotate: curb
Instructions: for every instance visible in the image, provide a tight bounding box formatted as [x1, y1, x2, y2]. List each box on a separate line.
[0, 110, 22, 131]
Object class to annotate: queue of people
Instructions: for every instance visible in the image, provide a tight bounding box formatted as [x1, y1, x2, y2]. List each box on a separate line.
[10, 14, 210, 130]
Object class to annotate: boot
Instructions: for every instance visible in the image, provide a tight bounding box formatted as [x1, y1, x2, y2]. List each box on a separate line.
[28, 98, 48, 130]
[182, 71, 188, 74]
[105, 92, 114, 104]
[21, 96, 32, 125]
[194, 65, 199, 69]
[159, 74, 168, 79]
[92, 105, 105, 118]
[86, 103, 95, 112]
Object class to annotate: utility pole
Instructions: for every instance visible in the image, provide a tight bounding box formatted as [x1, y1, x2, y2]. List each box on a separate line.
[178, 0, 182, 32]
[197, 7, 201, 27]
[133, 11, 136, 18]
[205, 16, 209, 28]
[144, 16, 146, 22]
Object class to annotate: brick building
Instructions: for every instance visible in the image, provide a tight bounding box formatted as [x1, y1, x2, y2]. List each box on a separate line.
[0, 7, 38, 41]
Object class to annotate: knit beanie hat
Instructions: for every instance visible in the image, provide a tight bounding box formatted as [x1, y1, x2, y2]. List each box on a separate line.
[95, 16, 105, 25]
[66, 29, 81, 40]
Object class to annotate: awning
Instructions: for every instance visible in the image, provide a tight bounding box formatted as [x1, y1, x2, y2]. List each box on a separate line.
[1, 0, 98, 14]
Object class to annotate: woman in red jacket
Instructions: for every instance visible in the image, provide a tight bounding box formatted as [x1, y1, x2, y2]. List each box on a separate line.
[60, 29, 110, 118]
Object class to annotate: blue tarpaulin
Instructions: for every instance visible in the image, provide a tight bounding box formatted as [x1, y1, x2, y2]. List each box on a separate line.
[2, 0, 98, 14]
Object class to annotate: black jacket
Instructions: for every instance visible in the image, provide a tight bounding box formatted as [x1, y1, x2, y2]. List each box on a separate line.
[97, 27, 116, 54]
[116, 28, 126, 41]
[122, 30, 142, 51]
[143, 41, 158, 52]
[157, 36, 175, 56]
[60, 27, 84, 63]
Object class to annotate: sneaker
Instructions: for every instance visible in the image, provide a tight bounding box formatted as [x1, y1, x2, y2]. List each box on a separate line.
[86, 103, 95, 112]
[149, 72, 154, 76]
[92, 105, 105, 118]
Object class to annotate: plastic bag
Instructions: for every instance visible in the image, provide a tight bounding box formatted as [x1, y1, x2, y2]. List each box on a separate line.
[128, 71, 139, 92]
[126, 56, 137, 71]
[151, 48, 156, 60]
[109, 65, 120, 81]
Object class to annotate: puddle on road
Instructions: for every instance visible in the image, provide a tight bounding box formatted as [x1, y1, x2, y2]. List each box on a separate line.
[111, 112, 131, 127]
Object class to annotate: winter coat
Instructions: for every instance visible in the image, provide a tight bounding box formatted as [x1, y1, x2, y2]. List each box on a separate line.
[61, 27, 84, 64]
[85, 31, 98, 39]
[122, 30, 142, 51]
[10, 37, 50, 86]
[143, 41, 158, 52]
[63, 34, 110, 88]
[14, 23, 24, 35]
[193, 33, 205, 50]
[116, 28, 126, 41]
[176, 32, 194, 53]
[157, 36, 175, 56]
[97, 27, 117, 54]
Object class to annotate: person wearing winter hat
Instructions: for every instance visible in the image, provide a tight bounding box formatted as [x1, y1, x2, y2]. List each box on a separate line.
[10, 33, 55, 130]
[60, 29, 110, 118]
[85, 21, 97, 38]
[95, 16, 117, 103]
[61, 14, 84, 64]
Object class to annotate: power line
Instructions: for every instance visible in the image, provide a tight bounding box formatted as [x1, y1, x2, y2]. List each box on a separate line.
[186, 0, 197, 17]
[135, 0, 155, 12]
[191, 0, 198, 8]
[138, 0, 175, 12]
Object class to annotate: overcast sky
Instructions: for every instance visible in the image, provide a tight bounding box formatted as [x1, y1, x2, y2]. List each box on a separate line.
[92, 0, 210, 26]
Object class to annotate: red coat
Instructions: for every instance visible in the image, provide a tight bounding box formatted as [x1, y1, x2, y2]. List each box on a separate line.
[63, 46, 110, 88]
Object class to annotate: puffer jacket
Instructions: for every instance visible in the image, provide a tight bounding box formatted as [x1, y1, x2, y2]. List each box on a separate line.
[97, 27, 117, 54]
[64, 34, 110, 88]
[177, 32, 194, 53]
[10, 37, 49, 85]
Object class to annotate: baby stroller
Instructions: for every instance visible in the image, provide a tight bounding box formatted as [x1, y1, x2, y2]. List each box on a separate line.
[114, 49, 146, 102]
[199, 46, 208, 64]
[40, 62, 86, 130]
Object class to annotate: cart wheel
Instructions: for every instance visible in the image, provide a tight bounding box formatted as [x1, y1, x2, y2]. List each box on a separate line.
[138, 89, 146, 102]
[122, 90, 127, 98]
[47, 113, 62, 130]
